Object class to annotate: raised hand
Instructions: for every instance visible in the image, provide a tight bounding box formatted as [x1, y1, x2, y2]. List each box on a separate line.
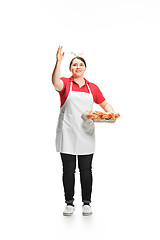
[56, 45, 65, 62]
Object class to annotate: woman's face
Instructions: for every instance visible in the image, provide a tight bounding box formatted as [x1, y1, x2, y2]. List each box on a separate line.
[69, 58, 86, 78]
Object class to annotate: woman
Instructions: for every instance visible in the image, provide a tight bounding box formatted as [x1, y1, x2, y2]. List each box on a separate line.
[52, 46, 115, 216]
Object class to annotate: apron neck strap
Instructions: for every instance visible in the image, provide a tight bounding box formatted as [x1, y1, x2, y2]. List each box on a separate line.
[70, 81, 73, 92]
[86, 83, 92, 94]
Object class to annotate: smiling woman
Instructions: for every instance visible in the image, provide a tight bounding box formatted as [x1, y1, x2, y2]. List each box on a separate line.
[52, 45, 115, 216]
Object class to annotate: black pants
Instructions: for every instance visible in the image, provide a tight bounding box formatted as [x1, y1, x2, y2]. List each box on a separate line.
[60, 153, 94, 205]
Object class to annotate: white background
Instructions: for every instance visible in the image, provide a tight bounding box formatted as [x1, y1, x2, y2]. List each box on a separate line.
[0, 0, 160, 239]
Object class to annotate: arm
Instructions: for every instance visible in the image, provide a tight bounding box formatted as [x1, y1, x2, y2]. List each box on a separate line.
[99, 100, 115, 113]
[52, 46, 64, 91]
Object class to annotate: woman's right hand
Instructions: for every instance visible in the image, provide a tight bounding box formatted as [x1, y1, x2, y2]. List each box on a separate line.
[56, 46, 65, 62]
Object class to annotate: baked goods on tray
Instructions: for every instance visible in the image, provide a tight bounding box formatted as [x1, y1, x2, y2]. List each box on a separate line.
[82, 110, 120, 122]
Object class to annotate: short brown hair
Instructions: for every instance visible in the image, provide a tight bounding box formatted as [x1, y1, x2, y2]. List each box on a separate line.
[69, 56, 87, 68]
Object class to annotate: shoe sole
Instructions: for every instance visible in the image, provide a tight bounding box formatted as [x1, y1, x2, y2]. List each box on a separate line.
[82, 212, 92, 216]
[63, 211, 74, 216]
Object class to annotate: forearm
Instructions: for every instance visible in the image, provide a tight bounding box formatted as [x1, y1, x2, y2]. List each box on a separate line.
[103, 103, 115, 113]
[52, 60, 61, 86]
[99, 100, 115, 113]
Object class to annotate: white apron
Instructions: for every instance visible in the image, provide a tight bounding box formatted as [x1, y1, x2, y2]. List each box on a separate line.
[55, 81, 95, 155]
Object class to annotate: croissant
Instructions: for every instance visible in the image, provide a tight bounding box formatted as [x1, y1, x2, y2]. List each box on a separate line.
[87, 114, 101, 119]
[114, 113, 120, 119]
[95, 111, 106, 116]
[101, 113, 113, 119]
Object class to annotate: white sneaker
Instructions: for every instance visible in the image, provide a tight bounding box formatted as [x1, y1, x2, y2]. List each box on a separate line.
[63, 205, 75, 216]
[82, 205, 92, 216]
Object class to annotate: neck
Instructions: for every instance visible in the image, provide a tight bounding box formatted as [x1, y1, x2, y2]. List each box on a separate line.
[72, 76, 84, 82]
[72, 76, 85, 88]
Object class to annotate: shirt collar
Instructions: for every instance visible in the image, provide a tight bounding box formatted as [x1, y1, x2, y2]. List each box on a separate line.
[69, 76, 90, 84]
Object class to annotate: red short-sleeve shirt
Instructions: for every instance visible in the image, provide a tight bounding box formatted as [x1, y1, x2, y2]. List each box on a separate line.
[57, 76, 105, 108]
